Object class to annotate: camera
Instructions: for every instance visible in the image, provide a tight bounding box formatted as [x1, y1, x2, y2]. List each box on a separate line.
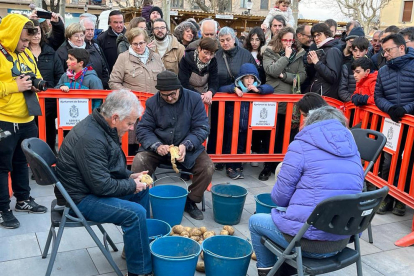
[24, 73, 48, 91]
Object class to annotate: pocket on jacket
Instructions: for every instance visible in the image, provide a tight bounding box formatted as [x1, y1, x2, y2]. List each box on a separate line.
[151, 69, 162, 81]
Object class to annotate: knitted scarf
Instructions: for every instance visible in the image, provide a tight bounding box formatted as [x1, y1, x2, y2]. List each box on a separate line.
[129, 46, 150, 64]
[194, 49, 211, 72]
[66, 65, 93, 89]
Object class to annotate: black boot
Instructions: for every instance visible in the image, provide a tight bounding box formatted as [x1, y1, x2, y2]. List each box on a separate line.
[184, 198, 203, 220]
[259, 166, 272, 181]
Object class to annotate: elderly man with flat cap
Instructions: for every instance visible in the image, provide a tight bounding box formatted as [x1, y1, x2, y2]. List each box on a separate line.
[132, 71, 214, 220]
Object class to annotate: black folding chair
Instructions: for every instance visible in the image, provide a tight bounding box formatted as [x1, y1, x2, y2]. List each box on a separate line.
[261, 187, 389, 276]
[21, 138, 123, 276]
[351, 128, 387, 243]
[154, 163, 206, 211]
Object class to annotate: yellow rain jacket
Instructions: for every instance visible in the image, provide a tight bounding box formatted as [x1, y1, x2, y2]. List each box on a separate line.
[0, 14, 42, 123]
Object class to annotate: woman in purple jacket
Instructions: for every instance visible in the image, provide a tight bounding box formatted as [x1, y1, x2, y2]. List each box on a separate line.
[249, 106, 364, 276]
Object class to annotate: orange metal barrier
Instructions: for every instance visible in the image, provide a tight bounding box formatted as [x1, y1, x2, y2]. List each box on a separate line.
[35, 90, 414, 246]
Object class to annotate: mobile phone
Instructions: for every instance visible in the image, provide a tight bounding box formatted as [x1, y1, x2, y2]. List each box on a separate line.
[37, 10, 52, 20]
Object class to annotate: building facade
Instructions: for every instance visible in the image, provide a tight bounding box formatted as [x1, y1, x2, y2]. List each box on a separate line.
[380, 0, 414, 29]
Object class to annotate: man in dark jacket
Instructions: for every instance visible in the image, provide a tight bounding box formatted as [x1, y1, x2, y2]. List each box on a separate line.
[132, 71, 214, 220]
[374, 34, 414, 217]
[97, 10, 126, 73]
[56, 90, 152, 276]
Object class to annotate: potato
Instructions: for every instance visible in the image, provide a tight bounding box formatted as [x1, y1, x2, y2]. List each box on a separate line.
[223, 225, 235, 235]
[196, 261, 205, 272]
[190, 228, 202, 236]
[203, 231, 214, 239]
[172, 225, 184, 234]
[200, 251, 204, 260]
[140, 174, 153, 186]
[190, 235, 200, 241]
[172, 234, 180, 236]
[184, 226, 192, 233]
[220, 230, 229, 235]
[180, 231, 189, 237]
[182, 234, 189, 238]
[251, 252, 257, 261]
[199, 226, 207, 234]
[198, 239, 203, 244]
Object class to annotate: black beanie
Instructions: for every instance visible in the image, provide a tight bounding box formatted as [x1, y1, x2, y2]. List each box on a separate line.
[155, 70, 182, 91]
[150, 6, 163, 19]
[346, 27, 365, 41]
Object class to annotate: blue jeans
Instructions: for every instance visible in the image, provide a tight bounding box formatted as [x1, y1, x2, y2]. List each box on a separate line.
[76, 189, 151, 274]
[249, 214, 337, 268]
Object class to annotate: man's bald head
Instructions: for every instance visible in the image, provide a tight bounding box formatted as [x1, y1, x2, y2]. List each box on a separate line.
[201, 19, 217, 38]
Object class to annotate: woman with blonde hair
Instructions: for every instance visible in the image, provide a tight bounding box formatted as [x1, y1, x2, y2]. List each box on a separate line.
[109, 27, 164, 154]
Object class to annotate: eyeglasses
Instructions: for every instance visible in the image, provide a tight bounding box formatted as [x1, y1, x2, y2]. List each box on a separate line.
[381, 46, 398, 56]
[281, 39, 295, 43]
[153, 26, 167, 31]
[131, 41, 147, 48]
[313, 33, 323, 39]
[201, 49, 215, 57]
[160, 91, 177, 98]
[406, 40, 411, 43]
[300, 33, 312, 39]
[72, 34, 85, 39]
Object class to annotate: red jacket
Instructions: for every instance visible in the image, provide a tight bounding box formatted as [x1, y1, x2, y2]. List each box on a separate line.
[353, 71, 378, 105]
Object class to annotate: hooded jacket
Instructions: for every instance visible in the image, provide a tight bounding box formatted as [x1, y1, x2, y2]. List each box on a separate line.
[0, 14, 43, 123]
[178, 49, 219, 95]
[338, 62, 356, 102]
[305, 39, 343, 99]
[374, 47, 414, 114]
[219, 63, 274, 131]
[353, 71, 377, 121]
[271, 119, 364, 241]
[55, 69, 103, 90]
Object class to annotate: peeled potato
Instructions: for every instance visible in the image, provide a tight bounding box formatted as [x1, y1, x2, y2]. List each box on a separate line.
[190, 235, 200, 241]
[200, 226, 207, 234]
[223, 225, 235, 235]
[172, 225, 184, 234]
[196, 261, 205, 272]
[140, 174, 153, 186]
[220, 230, 229, 235]
[180, 231, 190, 237]
[251, 252, 257, 261]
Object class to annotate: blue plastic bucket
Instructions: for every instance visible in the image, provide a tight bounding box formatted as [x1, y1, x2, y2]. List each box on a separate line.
[255, 193, 278, 214]
[150, 185, 188, 226]
[150, 236, 201, 276]
[211, 184, 248, 225]
[202, 235, 252, 276]
[146, 219, 171, 242]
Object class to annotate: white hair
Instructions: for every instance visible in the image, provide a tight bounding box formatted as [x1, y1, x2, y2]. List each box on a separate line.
[200, 19, 217, 35]
[100, 90, 143, 120]
[304, 106, 348, 127]
[79, 13, 97, 25]
[218, 27, 236, 39]
[80, 18, 96, 29]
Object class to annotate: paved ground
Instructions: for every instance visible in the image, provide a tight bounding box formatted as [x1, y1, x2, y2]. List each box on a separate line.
[1, 164, 413, 276]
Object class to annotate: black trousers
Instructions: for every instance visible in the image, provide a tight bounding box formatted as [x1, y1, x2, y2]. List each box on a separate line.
[0, 120, 38, 211]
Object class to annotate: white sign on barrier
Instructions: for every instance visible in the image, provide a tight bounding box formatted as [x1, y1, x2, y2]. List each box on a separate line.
[251, 102, 277, 127]
[381, 118, 402, 152]
[59, 98, 89, 127]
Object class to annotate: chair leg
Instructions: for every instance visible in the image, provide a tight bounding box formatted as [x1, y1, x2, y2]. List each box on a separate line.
[42, 225, 54, 259]
[296, 246, 305, 276]
[354, 235, 364, 276]
[97, 224, 119, 252]
[45, 209, 68, 276]
[202, 194, 205, 212]
[367, 223, 373, 243]
[83, 222, 123, 276]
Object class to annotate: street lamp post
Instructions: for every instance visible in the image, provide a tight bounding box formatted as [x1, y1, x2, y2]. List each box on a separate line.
[246, 0, 253, 15]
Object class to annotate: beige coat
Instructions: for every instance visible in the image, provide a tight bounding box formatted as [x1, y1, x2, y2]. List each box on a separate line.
[109, 48, 165, 94]
[153, 35, 184, 75]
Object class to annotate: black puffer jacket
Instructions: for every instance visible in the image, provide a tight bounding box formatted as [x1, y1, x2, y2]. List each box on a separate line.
[56, 108, 136, 204]
[97, 27, 126, 72]
[56, 41, 110, 89]
[36, 43, 64, 88]
[46, 19, 65, 51]
[338, 63, 356, 102]
[215, 45, 257, 87]
[305, 39, 343, 99]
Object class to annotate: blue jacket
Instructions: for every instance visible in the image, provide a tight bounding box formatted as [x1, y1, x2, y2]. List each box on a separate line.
[374, 47, 414, 114]
[271, 119, 364, 241]
[136, 88, 210, 169]
[219, 63, 273, 131]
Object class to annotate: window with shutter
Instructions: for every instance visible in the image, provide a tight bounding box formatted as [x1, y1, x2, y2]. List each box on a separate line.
[402, 1, 413, 22]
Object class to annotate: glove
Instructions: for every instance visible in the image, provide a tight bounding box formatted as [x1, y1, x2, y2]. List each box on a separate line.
[351, 94, 361, 106]
[357, 95, 369, 105]
[388, 105, 406, 122]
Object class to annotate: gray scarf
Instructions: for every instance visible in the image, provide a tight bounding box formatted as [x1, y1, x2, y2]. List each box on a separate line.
[194, 49, 211, 72]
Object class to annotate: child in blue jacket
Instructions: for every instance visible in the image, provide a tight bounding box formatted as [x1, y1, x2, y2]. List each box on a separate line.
[219, 63, 274, 179]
